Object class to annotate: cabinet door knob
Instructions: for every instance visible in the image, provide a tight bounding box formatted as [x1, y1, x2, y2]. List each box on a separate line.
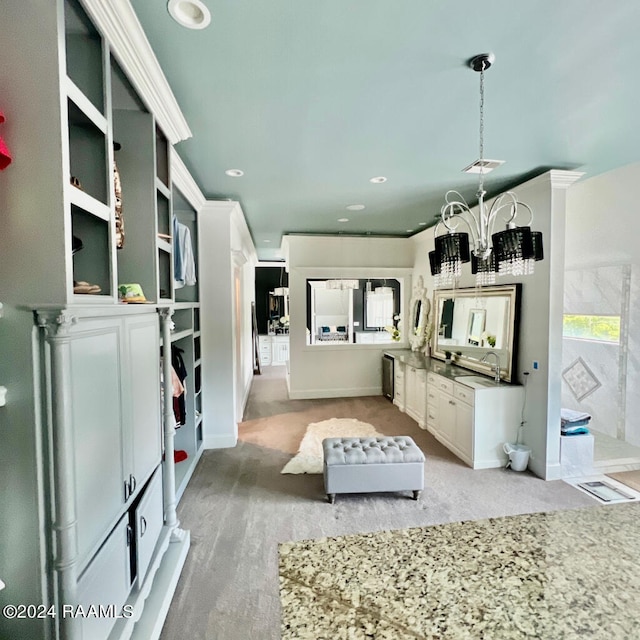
[449, 400, 456, 405]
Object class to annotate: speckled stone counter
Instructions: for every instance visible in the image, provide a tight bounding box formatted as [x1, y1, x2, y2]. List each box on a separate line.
[279, 503, 640, 639]
[384, 349, 487, 379]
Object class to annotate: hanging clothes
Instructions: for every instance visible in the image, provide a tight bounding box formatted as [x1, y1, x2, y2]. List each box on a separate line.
[173, 215, 197, 289]
[171, 345, 188, 427]
[0, 111, 13, 171]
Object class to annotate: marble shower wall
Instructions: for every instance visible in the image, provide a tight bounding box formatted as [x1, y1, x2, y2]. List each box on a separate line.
[562, 265, 637, 444]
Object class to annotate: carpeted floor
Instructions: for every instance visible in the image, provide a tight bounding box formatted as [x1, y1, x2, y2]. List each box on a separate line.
[160, 365, 596, 640]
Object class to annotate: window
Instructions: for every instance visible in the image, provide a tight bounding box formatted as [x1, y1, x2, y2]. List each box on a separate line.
[562, 314, 621, 344]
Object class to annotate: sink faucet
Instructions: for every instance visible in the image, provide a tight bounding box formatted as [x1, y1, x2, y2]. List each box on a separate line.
[481, 351, 501, 383]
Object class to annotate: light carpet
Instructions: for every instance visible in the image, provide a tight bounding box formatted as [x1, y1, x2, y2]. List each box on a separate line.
[279, 503, 640, 640]
[281, 417, 383, 474]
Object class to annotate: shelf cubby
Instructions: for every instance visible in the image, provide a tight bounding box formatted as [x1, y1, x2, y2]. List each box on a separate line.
[71, 205, 112, 297]
[155, 127, 170, 188]
[172, 308, 193, 334]
[64, 0, 104, 115]
[68, 99, 108, 206]
[158, 248, 172, 302]
[173, 188, 199, 303]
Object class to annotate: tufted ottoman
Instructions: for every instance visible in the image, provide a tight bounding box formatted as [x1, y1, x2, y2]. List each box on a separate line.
[322, 436, 425, 504]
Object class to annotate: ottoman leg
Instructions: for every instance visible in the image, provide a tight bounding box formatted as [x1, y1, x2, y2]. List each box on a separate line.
[327, 493, 336, 504]
[412, 490, 421, 501]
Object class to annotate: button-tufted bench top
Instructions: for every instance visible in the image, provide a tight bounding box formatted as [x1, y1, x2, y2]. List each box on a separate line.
[323, 436, 425, 466]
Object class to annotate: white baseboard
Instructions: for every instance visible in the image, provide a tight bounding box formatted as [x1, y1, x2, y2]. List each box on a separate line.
[542, 461, 562, 481]
[203, 433, 238, 449]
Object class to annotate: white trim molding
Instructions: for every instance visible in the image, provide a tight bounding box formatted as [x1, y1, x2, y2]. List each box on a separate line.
[83, 0, 192, 144]
[171, 150, 206, 210]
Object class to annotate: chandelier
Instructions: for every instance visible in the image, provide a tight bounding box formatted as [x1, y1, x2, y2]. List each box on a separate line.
[430, 53, 543, 287]
[325, 279, 359, 290]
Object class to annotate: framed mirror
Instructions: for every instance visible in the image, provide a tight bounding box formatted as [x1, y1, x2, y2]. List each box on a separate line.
[408, 275, 431, 352]
[432, 284, 521, 382]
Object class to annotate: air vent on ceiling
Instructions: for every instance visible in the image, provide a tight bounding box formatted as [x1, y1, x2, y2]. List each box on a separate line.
[462, 159, 505, 174]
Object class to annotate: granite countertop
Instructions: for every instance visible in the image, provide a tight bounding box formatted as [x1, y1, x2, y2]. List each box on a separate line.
[384, 349, 505, 388]
[280, 503, 640, 639]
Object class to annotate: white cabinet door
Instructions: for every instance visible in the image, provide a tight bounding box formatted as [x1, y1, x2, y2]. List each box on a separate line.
[455, 399, 474, 461]
[437, 388, 456, 445]
[393, 363, 405, 410]
[124, 315, 162, 495]
[76, 513, 131, 640]
[405, 367, 426, 427]
[135, 466, 164, 587]
[274, 338, 289, 364]
[69, 318, 126, 566]
[405, 367, 417, 416]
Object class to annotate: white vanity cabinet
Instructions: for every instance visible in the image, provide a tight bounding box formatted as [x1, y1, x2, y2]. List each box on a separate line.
[426, 372, 524, 468]
[404, 366, 427, 428]
[393, 361, 406, 411]
[259, 335, 290, 366]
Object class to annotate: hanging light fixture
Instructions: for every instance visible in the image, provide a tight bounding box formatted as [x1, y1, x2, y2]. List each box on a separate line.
[431, 53, 543, 285]
[325, 279, 359, 290]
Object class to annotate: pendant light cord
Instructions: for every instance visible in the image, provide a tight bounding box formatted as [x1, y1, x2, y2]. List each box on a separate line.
[478, 62, 486, 194]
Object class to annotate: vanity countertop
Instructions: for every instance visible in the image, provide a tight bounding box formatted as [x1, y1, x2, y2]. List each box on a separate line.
[383, 349, 513, 389]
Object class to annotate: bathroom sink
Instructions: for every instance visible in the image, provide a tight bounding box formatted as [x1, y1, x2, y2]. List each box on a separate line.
[454, 375, 498, 389]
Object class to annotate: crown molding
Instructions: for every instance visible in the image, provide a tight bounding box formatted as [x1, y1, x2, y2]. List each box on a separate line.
[82, 0, 192, 145]
[548, 170, 585, 190]
[171, 150, 206, 210]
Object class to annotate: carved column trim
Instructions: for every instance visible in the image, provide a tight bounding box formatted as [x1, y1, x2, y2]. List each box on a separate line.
[158, 308, 180, 535]
[36, 309, 80, 640]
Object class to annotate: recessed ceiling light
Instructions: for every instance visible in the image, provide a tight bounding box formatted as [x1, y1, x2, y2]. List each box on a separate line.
[167, 0, 211, 29]
[406, 229, 413, 233]
[418, 222, 427, 226]
[263, 240, 271, 243]
[370, 176, 387, 184]
[225, 169, 244, 177]
[346, 204, 365, 211]
[337, 218, 349, 223]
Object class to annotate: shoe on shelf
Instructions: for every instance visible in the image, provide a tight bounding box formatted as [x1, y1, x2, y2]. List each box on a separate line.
[174, 450, 188, 464]
[74, 280, 102, 294]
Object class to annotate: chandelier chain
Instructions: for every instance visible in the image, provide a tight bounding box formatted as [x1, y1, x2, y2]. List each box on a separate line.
[478, 63, 485, 193]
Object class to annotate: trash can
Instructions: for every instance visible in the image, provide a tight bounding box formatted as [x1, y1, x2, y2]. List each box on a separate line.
[503, 443, 531, 471]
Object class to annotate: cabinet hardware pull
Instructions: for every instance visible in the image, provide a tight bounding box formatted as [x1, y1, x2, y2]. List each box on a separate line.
[449, 400, 455, 405]
[140, 516, 147, 537]
[124, 480, 130, 502]
[129, 474, 137, 496]
[126, 525, 133, 547]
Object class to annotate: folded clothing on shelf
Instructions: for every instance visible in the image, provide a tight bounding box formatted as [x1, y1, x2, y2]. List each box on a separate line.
[561, 407, 592, 426]
[561, 424, 591, 436]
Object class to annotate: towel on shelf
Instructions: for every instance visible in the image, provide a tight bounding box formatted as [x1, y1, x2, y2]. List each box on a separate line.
[561, 408, 592, 426]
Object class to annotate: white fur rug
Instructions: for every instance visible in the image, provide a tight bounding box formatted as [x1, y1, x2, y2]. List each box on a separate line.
[281, 418, 383, 474]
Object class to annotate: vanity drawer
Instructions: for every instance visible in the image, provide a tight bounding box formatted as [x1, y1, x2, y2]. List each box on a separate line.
[427, 387, 438, 405]
[429, 374, 453, 395]
[454, 384, 475, 406]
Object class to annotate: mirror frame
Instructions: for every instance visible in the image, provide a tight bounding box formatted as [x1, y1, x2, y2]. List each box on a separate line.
[408, 275, 431, 352]
[431, 284, 522, 382]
